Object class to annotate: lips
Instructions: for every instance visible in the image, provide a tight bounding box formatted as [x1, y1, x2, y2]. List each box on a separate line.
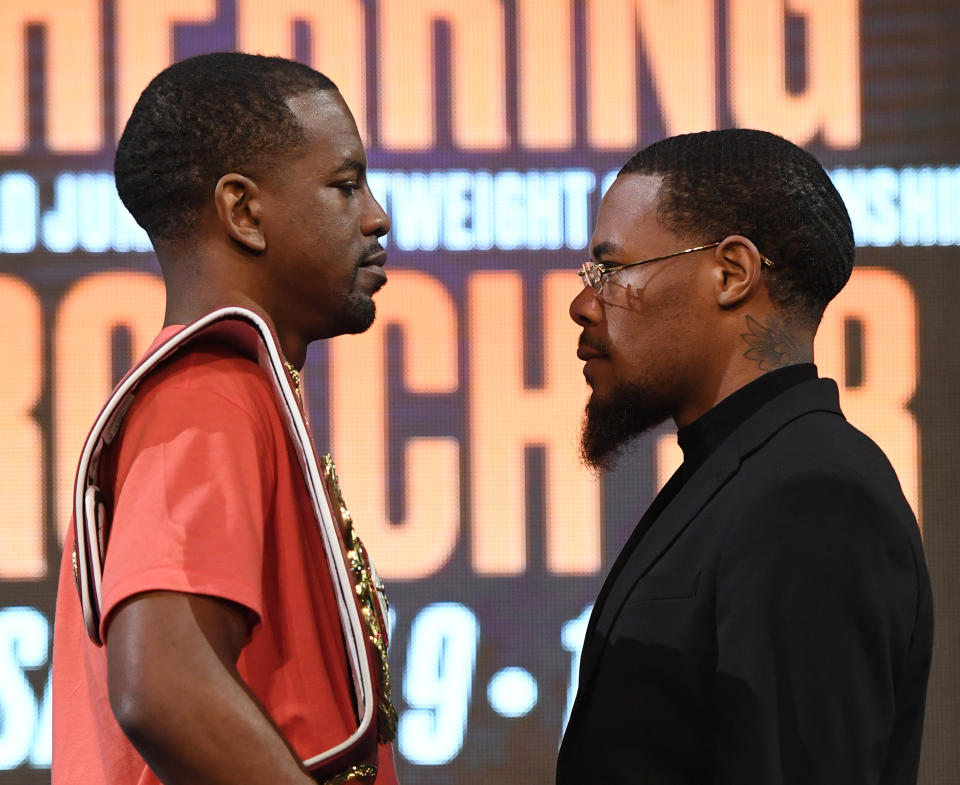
[357, 247, 388, 291]
[360, 248, 387, 268]
[577, 337, 607, 361]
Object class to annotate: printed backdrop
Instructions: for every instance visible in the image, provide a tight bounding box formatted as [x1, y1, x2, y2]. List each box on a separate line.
[0, 1, 958, 782]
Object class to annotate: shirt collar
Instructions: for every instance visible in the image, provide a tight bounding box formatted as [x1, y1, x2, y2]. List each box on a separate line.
[677, 364, 818, 473]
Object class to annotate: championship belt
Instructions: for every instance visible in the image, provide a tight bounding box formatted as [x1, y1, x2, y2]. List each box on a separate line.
[71, 307, 396, 782]
[320, 454, 398, 744]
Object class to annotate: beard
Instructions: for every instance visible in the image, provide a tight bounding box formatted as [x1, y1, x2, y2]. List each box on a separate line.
[333, 257, 385, 334]
[580, 381, 671, 471]
[334, 289, 376, 334]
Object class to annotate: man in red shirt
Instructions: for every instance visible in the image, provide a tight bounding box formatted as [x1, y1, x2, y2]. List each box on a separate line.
[52, 52, 395, 785]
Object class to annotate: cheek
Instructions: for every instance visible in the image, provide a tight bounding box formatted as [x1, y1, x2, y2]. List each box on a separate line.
[604, 302, 691, 380]
[604, 313, 652, 376]
[307, 193, 356, 235]
[311, 215, 360, 268]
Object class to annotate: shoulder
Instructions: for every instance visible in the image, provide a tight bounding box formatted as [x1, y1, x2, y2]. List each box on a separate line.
[104, 340, 287, 474]
[132, 340, 279, 427]
[102, 341, 287, 503]
[748, 407, 911, 514]
[721, 409, 922, 574]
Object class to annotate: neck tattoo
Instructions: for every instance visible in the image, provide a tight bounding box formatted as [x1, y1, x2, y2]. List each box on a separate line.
[740, 314, 806, 370]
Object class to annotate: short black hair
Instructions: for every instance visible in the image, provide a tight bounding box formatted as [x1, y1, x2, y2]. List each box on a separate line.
[115, 51, 337, 244]
[619, 129, 854, 325]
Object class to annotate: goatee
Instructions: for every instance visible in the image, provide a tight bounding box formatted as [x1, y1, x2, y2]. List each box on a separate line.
[336, 260, 380, 334]
[580, 382, 670, 471]
[336, 291, 376, 334]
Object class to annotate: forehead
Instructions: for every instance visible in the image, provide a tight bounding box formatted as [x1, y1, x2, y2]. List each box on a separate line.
[592, 173, 670, 257]
[285, 90, 365, 167]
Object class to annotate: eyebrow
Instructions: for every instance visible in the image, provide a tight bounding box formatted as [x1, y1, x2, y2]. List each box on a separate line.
[591, 241, 620, 261]
[335, 158, 366, 176]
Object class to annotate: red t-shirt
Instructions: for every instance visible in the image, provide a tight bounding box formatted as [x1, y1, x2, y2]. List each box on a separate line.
[52, 327, 396, 784]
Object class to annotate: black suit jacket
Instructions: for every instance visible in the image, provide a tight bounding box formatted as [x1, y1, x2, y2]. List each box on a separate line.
[557, 378, 933, 785]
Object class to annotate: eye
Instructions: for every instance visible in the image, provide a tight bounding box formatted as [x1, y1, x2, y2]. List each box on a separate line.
[334, 181, 361, 196]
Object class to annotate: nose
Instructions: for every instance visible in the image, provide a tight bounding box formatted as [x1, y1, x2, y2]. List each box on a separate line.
[363, 190, 391, 238]
[570, 284, 602, 327]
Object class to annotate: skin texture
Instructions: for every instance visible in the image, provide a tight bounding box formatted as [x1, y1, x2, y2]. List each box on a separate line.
[570, 173, 814, 468]
[107, 89, 390, 785]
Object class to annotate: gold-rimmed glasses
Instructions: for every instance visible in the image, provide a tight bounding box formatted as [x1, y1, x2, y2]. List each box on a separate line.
[577, 242, 775, 293]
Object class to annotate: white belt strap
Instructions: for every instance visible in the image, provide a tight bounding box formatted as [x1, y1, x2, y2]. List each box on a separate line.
[71, 307, 375, 768]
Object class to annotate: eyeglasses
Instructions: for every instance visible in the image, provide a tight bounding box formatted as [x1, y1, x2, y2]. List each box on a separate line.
[577, 242, 775, 293]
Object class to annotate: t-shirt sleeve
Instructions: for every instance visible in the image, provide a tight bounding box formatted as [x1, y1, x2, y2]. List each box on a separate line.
[712, 472, 921, 785]
[99, 383, 276, 641]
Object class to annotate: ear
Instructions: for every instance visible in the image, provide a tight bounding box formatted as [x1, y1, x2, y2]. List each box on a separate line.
[214, 173, 266, 253]
[711, 235, 766, 308]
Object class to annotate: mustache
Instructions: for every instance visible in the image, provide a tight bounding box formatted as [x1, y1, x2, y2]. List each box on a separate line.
[359, 242, 386, 263]
[578, 335, 607, 353]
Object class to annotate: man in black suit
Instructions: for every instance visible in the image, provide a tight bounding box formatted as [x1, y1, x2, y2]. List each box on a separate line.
[558, 129, 933, 785]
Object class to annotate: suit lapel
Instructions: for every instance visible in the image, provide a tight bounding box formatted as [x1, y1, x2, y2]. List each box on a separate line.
[566, 379, 843, 734]
[582, 467, 685, 640]
[574, 445, 741, 688]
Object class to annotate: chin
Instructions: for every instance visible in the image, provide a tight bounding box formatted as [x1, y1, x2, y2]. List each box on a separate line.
[584, 382, 623, 413]
[580, 382, 670, 471]
[336, 295, 376, 335]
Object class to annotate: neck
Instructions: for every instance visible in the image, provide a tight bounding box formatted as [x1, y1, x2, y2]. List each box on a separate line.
[158, 247, 310, 369]
[163, 288, 266, 331]
[673, 311, 814, 428]
[163, 286, 307, 369]
[739, 313, 814, 371]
